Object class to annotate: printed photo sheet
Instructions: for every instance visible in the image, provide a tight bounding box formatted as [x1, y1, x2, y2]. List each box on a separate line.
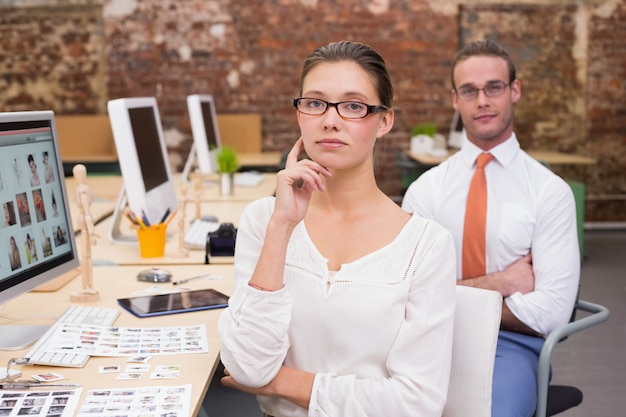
[77, 384, 191, 417]
[44, 324, 208, 356]
[0, 387, 81, 417]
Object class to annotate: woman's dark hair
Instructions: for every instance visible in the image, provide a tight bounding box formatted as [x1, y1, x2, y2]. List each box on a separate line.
[300, 40, 393, 109]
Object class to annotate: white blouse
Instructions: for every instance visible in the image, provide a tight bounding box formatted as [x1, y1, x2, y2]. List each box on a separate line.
[218, 197, 457, 417]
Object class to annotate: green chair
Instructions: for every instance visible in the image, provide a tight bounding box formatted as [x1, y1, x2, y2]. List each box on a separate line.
[566, 180, 585, 259]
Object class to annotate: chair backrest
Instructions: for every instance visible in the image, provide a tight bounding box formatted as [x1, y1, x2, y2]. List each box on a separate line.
[443, 286, 502, 417]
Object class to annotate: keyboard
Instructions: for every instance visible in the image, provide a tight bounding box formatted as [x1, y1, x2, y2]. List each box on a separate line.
[24, 305, 120, 368]
[235, 171, 264, 187]
[184, 219, 220, 249]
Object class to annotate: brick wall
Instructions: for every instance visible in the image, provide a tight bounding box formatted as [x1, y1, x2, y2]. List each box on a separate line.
[0, 3, 105, 113]
[586, 1, 626, 221]
[1, 0, 624, 221]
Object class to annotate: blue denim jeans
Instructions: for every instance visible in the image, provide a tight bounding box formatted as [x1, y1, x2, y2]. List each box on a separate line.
[492, 330, 546, 417]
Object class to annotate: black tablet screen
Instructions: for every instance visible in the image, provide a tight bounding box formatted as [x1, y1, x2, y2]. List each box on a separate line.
[117, 288, 229, 318]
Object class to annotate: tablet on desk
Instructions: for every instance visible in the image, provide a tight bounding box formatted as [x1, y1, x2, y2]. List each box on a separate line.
[117, 289, 229, 318]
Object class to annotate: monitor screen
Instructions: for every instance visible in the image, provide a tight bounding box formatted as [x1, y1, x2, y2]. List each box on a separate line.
[0, 111, 80, 348]
[201, 101, 220, 151]
[187, 94, 222, 174]
[128, 107, 169, 192]
[107, 97, 178, 236]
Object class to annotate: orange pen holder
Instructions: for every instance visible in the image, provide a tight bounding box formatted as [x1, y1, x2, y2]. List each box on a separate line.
[136, 225, 167, 258]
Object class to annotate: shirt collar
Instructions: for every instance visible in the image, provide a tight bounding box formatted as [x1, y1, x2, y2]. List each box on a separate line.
[460, 133, 520, 168]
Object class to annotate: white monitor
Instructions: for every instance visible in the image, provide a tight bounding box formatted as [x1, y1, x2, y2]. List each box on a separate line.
[107, 97, 178, 242]
[184, 94, 222, 177]
[0, 110, 80, 350]
[448, 110, 466, 149]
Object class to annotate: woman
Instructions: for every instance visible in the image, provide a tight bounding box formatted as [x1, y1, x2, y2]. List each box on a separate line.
[43, 151, 55, 183]
[51, 191, 59, 218]
[218, 41, 456, 417]
[9, 236, 22, 270]
[55, 226, 66, 245]
[41, 227, 53, 257]
[26, 233, 38, 263]
[28, 154, 40, 187]
[3, 202, 15, 227]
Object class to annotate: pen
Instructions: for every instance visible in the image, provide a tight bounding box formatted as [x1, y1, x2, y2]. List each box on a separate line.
[141, 210, 151, 227]
[159, 208, 171, 224]
[172, 274, 221, 285]
[164, 210, 177, 227]
[125, 210, 141, 227]
[126, 210, 146, 228]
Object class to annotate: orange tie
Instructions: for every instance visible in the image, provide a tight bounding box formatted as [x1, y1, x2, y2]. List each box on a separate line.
[462, 153, 494, 279]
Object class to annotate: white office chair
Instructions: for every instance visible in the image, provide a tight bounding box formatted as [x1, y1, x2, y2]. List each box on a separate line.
[443, 286, 503, 417]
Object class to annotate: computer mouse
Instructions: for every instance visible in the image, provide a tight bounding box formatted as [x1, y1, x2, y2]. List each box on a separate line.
[137, 268, 173, 283]
[199, 214, 219, 223]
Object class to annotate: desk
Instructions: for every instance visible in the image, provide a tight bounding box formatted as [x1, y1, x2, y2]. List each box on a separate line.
[92, 200, 252, 266]
[237, 151, 282, 170]
[65, 175, 123, 203]
[182, 172, 277, 202]
[523, 150, 597, 166]
[0, 264, 234, 417]
[68, 200, 115, 232]
[405, 149, 597, 166]
[65, 173, 277, 204]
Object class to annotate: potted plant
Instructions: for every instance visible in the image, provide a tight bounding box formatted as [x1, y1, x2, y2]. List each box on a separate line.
[410, 122, 446, 153]
[411, 122, 437, 138]
[216, 146, 239, 196]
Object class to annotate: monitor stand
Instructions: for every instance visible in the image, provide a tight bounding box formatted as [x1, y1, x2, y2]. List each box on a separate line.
[0, 325, 49, 351]
[109, 187, 175, 245]
[182, 144, 217, 186]
[109, 187, 139, 244]
[182, 143, 198, 184]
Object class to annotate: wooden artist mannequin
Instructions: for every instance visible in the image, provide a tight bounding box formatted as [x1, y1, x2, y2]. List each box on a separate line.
[70, 164, 99, 302]
[190, 168, 203, 221]
[172, 183, 189, 258]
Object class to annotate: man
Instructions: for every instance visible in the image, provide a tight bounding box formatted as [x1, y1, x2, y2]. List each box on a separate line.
[402, 40, 580, 416]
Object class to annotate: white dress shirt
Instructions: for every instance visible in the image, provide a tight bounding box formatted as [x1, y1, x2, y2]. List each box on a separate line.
[219, 196, 456, 417]
[402, 134, 580, 335]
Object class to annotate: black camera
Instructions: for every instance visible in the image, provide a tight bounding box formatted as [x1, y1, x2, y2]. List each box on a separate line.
[205, 223, 237, 262]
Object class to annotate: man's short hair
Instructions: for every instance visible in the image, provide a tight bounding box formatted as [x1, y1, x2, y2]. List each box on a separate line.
[451, 40, 517, 89]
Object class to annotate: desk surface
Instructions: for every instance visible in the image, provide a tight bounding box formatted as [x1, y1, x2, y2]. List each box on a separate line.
[65, 172, 277, 204]
[181, 172, 277, 202]
[237, 151, 282, 168]
[68, 200, 115, 233]
[0, 264, 234, 417]
[64, 175, 122, 203]
[405, 149, 597, 166]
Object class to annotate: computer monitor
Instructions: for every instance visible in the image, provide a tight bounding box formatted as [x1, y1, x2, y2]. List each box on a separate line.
[107, 97, 178, 243]
[0, 110, 80, 350]
[448, 110, 466, 149]
[183, 94, 222, 179]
